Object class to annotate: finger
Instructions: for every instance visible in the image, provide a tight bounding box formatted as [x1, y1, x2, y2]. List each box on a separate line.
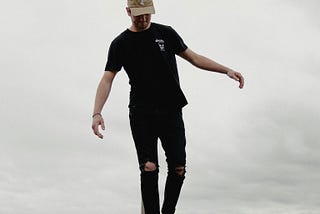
[91, 124, 97, 133]
[101, 119, 105, 130]
[96, 128, 104, 139]
[238, 75, 244, 89]
[97, 132, 104, 139]
[93, 124, 99, 136]
[93, 124, 103, 139]
[233, 76, 240, 81]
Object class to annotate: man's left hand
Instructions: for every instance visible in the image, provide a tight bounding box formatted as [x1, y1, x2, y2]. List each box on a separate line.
[227, 70, 244, 89]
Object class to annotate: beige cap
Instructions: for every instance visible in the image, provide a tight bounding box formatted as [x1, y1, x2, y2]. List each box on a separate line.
[127, 0, 155, 16]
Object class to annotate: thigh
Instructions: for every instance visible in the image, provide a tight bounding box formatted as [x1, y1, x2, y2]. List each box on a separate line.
[129, 108, 159, 165]
[159, 109, 186, 168]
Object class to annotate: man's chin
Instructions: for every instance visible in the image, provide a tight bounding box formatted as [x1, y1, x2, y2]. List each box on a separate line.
[137, 22, 149, 30]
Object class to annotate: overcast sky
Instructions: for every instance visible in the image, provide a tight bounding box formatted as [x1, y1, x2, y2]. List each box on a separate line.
[1, 0, 320, 213]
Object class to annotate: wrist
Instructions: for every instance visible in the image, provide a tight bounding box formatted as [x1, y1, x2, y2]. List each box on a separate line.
[226, 69, 233, 75]
[92, 112, 102, 118]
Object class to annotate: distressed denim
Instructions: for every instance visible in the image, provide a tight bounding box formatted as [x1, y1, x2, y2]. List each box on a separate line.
[129, 106, 186, 214]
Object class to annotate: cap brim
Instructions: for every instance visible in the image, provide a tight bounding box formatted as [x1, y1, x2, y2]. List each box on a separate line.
[130, 6, 155, 16]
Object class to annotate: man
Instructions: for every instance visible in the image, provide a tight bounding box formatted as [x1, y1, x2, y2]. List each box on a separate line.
[92, 0, 244, 213]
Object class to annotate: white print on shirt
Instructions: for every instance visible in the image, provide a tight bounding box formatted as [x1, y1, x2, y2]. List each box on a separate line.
[155, 39, 165, 52]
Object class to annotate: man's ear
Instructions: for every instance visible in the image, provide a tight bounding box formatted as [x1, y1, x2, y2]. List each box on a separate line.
[126, 7, 131, 16]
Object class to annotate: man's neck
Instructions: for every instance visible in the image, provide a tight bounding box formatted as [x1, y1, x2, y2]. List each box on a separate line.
[129, 23, 151, 32]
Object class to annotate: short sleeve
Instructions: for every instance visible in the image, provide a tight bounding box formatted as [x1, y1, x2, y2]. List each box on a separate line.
[104, 39, 123, 72]
[168, 26, 188, 54]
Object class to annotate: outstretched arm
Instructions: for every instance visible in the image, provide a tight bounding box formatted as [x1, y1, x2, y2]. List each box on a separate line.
[179, 48, 244, 89]
[92, 71, 117, 139]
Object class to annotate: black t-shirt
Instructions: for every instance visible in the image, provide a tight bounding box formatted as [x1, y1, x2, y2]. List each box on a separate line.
[105, 23, 188, 109]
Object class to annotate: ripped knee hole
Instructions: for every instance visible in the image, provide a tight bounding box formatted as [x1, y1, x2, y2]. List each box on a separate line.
[143, 161, 157, 172]
[175, 166, 186, 177]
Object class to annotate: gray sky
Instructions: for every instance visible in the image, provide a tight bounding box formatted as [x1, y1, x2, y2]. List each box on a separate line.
[1, 0, 320, 213]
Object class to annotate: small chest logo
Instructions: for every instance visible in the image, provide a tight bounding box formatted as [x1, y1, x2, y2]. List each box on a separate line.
[155, 39, 165, 52]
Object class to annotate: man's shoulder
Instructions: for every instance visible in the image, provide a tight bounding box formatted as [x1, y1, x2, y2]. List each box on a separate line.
[110, 29, 130, 45]
[152, 22, 174, 32]
[152, 23, 184, 40]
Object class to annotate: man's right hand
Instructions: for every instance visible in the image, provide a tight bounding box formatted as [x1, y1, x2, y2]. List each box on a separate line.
[91, 114, 105, 139]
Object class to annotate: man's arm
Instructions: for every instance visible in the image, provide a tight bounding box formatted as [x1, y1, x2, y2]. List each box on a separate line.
[179, 48, 244, 89]
[91, 71, 118, 139]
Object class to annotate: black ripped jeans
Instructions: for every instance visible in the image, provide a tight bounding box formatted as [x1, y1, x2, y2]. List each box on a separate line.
[129, 106, 186, 214]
